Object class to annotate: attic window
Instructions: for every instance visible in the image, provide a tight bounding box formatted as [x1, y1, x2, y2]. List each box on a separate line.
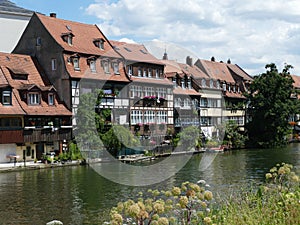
[140, 49, 147, 54]
[61, 32, 74, 45]
[28, 92, 40, 105]
[94, 38, 105, 50]
[87, 58, 96, 72]
[2, 90, 12, 105]
[8, 67, 28, 80]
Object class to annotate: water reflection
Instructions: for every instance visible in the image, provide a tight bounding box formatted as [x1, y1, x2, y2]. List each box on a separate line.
[0, 144, 299, 224]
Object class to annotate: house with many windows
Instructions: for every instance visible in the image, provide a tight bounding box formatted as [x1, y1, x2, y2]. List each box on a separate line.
[13, 12, 130, 127]
[0, 52, 72, 162]
[111, 41, 173, 143]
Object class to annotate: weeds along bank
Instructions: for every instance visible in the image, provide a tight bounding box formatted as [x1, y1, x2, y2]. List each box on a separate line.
[106, 163, 300, 225]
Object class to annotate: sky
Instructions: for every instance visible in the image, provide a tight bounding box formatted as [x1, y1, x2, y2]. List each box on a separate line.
[12, 0, 300, 76]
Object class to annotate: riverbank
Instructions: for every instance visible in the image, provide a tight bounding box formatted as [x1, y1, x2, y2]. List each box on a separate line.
[0, 160, 81, 173]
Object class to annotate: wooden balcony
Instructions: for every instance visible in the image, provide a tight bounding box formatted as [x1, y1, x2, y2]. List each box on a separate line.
[0, 130, 23, 144]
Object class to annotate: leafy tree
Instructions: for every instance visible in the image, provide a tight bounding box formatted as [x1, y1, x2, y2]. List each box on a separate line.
[75, 89, 104, 152]
[221, 121, 247, 149]
[101, 125, 140, 157]
[177, 126, 200, 150]
[245, 63, 297, 148]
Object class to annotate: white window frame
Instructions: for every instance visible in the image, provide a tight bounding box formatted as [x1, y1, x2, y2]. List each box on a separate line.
[103, 61, 109, 73]
[128, 65, 133, 75]
[28, 92, 40, 105]
[73, 57, 80, 70]
[113, 62, 120, 74]
[2, 90, 11, 105]
[48, 93, 54, 105]
[90, 60, 96, 72]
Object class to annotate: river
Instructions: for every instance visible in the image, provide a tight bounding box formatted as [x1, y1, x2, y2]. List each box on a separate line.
[0, 144, 299, 224]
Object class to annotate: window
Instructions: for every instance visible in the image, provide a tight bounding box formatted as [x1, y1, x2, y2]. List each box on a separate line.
[28, 93, 40, 105]
[36, 37, 41, 46]
[48, 93, 54, 105]
[131, 110, 142, 124]
[183, 98, 191, 109]
[51, 59, 56, 71]
[72, 57, 80, 70]
[222, 83, 226, 91]
[89, 60, 96, 72]
[157, 111, 167, 123]
[201, 78, 206, 87]
[99, 39, 104, 50]
[113, 62, 120, 74]
[2, 91, 11, 105]
[103, 61, 109, 73]
[210, 79, 214, 88]
[175, 98, 181, 107]
[128, 65, 133, 75]
[216, 80, 220, 89]
[138, 68, 142, 77]
[143, 69, 147, 77]
[67, 35, 73, 45]
[155, 69, 159, 78]
[148, 69, 152, 77]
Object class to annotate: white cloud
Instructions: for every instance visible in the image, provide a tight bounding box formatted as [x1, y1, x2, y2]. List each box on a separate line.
[86, 0, 300, 75]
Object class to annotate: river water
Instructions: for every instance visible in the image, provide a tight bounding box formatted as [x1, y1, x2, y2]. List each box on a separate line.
[0, 144, 299, 224]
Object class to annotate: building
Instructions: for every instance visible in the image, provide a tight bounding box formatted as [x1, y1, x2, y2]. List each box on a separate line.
[111, 41, 174, 143]
[0, 0, 32, 52]
[0, 52, 72, 162]
[13, 12, 130, 127]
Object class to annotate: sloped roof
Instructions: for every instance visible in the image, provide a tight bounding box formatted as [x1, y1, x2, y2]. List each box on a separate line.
[35, 13, 120, 58]
[110, 41, 163, 65]
[177, 62, 209, 79]
[130, 77, 173, 86]
[0, 52, 71, 116]
[0, 0, 33, 15]
[292, 75, 300, 88]
[196, 59, 235, 83]
[0, 67, 25, 115]
[227, 63, 253, 81]
[63, 53, 130, 82]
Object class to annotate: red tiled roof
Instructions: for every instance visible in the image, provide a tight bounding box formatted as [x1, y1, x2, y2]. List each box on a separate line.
[177, 62, 209, 79]
[130, 77, 173, 86]
[0, 68, 25, 115]
[63, 54, 130, 82]
[173, 87, 201, 96]
[0, 52, 71, 116]
[111, 41, 164, 65]
[36, 13, 120, 58]
[227, 64, 253, 81]
[292, 75, 300, 88]
[224, 91, 246, 99]
[196, 59, 235, 83]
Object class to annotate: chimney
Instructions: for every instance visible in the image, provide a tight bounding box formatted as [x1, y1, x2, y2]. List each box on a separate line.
[211, 56, 215, 62]
[227, 58, 231, 64]
[50, 13, 56, 18]
[186, 56, 193, 66]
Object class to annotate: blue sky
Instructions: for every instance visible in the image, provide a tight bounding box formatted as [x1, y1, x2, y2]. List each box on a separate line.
[11, 0, 300, 75]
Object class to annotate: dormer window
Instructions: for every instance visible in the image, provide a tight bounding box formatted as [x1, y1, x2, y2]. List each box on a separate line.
[113, 62, 120, 74]
[87, 57, 96, 72]
[138, 68, 142, 77]
[216, 80, 220, 89]
[128, 65, 133, 75]
[201, 78, 206, 87]
[102, 60, 109, 73]
[148, 69, 152, 77]
[210, 79, 214, 88]
[61, 32, 74, 45]
[222, 82, 227, 91]
[94, 38, 105, 50]
[48, 93, 54, 105]
[143, 69, 147, 77]
[155, 69, 159, 78]
[28, 92, 40, 105]
[2, 90, 12, 105]
[72, 57, 80, 70]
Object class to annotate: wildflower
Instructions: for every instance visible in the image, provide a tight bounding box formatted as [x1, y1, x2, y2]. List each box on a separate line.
[128, 204, 140, 218]
[265, 173, 272, 179]
[204, 190, 213, 201]
[111, 213, 123, 224]
[153, 202, 165, 214]
[179, 196, 189, 208]
[203, 216, 212, 224]
[291, 175, 299, 182]
[172, 187, 181, 196]
[157, 217, 169, 225]
[186, 189, 196, 198]
[164, 190, 172, 197]
[189, 183, 201, 192]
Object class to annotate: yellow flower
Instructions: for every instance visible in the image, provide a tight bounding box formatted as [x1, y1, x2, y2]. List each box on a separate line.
[265, 173, 272, 179]
[111, 213, 123, 224]
[179, 196, 189, 208]
[128, 203, 140, 218]
[157, 217, 169, 225]
[203, 216, 212, 224]
[153, 202, 165, 214]
[204, 190, 213, 201]
[172, 187, 181, 196]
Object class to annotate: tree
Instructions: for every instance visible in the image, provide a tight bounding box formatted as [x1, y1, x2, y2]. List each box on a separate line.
[245, 63, 296, 148]
[101, 125, 140, 157]
[221, 121, 247, 149]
